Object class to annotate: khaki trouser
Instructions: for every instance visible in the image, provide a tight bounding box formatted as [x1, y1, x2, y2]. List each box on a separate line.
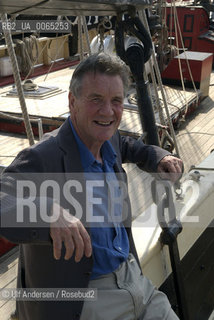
[80, 254, 179, 320]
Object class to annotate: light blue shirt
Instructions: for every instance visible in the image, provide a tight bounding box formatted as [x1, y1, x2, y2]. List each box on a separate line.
[69, 118, 129, 279]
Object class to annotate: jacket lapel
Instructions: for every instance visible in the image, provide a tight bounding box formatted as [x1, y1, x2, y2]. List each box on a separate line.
[56, 120, 131, 229]
[57, 117, 83, 174]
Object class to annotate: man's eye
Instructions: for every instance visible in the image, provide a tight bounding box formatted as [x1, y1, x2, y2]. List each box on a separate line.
[112, 99, 122, 104]
[92, 98, 101, 103]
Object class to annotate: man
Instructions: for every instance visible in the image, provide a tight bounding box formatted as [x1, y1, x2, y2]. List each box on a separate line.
[0, 53, 182, 320]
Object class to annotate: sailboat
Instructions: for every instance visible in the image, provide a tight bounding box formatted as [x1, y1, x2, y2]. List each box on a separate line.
[0, 1, 213, 319]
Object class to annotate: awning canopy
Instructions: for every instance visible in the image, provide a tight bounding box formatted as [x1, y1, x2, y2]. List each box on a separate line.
[0, 0, 152, 16]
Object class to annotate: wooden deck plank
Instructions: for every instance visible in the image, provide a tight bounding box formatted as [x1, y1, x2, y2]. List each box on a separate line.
[176, 109, 214, 149]
[0, 275, 18, 308]
[0, 298, 16, 320]
[176, 97, 214, 170]
[0, 133, 35, 167]
[0, 248, 18, 320]
[0, 64, 200, 136]
[0, 69, 213, 319]
[119, 109, 142, 134]
[0, 255, 18, 282]
[208, 310, 214, 320]
[0, 66, 75, 119]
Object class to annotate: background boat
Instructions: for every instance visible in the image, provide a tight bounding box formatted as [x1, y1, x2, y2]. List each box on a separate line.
[0, 1, 213, 319]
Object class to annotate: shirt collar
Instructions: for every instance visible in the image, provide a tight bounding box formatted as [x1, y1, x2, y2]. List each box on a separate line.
[69, 117, 116, 170]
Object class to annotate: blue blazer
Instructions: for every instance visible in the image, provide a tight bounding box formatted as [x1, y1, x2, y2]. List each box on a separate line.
[0, 117, 169, 320]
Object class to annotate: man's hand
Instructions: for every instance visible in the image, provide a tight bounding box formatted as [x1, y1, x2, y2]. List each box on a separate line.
[157, 155, 183, 183]
[50, 203, 92, 262]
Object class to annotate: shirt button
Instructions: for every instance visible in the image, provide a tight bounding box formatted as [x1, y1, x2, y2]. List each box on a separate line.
[31, 230, 38, 239]
[118, 247, 122, 251]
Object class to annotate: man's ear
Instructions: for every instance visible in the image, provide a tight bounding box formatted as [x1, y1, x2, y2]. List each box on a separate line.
[68, 92, 76, 112]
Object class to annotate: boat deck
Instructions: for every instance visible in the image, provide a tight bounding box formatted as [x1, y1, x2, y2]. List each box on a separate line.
[0, 70, 214, 320]
[0, 70, 213, 170]
[0, 248, 18, 320]
[177, 71, 214, 170]
[0, 64, 201, 130]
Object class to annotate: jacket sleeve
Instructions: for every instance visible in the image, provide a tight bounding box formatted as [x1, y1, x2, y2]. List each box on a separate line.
[119, 133, 170, 172]
[0, 147, 53, 244]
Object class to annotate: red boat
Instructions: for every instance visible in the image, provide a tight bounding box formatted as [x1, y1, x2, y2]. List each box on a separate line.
[166, 5, 214, 58]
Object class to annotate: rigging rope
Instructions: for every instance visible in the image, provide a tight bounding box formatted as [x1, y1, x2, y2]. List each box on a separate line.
[14, 35, 39, 76]
[173, 3, 199, 102]
[169, 0, 173, 51]
[24, 37, 51, 80]
[43, 35, 68, 81]
[172, 0, 188, 115]
[78, 16, 84, 61]
[97, 17, 112, 52]
[139, 10, 180, 156]
[82, 16, 92, 56]
[0, 111, 43, 140]
[66, 15, 91, 57]
[172, 1, 199, 117]
[1, 13, 35, 146]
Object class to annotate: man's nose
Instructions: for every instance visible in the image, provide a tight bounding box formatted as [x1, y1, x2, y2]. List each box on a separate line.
[99, 100, 114, 116]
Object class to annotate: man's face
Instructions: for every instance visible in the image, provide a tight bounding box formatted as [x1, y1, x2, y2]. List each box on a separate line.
[69, 72, 124, 150]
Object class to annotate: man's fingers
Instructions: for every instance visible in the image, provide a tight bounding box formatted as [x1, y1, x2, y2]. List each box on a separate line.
[69, 225, 84, 262]
[157, 155, 183, 182]
[158, 170, 181, 183]
[51, 232, 62, 260]
[50, 204, 92, 262]
[63, 234, 75, 260]
[79, 224, 92, 258]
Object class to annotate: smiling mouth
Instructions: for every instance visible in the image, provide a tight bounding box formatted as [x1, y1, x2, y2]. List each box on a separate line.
[94, 121, 113, 126]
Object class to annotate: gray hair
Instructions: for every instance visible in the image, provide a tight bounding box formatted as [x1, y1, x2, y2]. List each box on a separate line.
[69, 53, 130, 97]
